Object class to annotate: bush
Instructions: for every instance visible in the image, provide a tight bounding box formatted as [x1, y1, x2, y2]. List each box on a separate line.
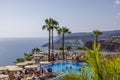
[62, 43, 120, 80]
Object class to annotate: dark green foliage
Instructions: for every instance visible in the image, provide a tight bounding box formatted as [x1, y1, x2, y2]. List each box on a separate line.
[57, 46, 63, 50]
[15, 58, 25, 63]
[65, 46, 72, 51]
[24, 53, 33, 61]
[32, 48, 41, 54]
[76, 46, 83, 50]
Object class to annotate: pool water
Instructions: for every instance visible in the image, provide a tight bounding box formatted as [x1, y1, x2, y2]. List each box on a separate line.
[41, 62, 82, 73]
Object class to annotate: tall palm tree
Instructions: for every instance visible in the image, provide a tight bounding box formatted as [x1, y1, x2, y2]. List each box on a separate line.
[57, 27, 71, 60]
[42, 18, 58, 61]
[42, 18, 53, 61]
[93, 30, 102, 47]
[50, 19, 59, 61]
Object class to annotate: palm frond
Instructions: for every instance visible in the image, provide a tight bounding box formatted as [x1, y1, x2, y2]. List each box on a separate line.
[42, 25, 48, 30]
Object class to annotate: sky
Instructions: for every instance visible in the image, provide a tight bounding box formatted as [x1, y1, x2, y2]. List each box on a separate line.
[0, 0, 120, 38]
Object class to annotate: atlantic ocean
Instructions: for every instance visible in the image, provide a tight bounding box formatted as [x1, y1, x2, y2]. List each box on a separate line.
[0, 38, 47, 66]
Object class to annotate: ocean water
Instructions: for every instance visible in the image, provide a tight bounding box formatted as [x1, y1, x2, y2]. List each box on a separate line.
[0, 38, 47, 66]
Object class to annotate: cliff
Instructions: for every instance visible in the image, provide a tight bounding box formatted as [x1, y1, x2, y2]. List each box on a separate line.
[42, 30, 120, 51]
[85, 36, 120, 52]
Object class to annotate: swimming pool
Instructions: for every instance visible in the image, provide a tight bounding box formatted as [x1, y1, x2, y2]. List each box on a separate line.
[41, 62, 82, 73]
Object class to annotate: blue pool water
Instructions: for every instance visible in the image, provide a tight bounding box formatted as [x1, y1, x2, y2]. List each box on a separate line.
[41, 62, 82, 73]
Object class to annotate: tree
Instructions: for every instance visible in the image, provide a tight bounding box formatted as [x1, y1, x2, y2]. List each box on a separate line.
[32, 48, 41, 54]
[24, 53, 33, 61]
[56, 46, 63, 50]
[93, 30, 102, 47]
[57, 27, 71, 60]
[65, 46, 72, 54]
[50, 18, 59, 61]
[65, 46, 72, 51]
[63, 43, 120, 80]
[76, 45, 83, 50]
[42, 18, 53, 61]
[15, 58, 25, 63]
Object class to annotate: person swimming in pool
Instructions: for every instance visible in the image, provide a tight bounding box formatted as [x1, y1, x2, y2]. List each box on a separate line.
[47, 68, 52, 72]
[66, 66, 68, 69]
[70, 66, 72, 70]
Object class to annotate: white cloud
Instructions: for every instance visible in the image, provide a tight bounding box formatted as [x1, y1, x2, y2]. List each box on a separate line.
[114, 0, 120, 7]
[114, 0, 120, 18]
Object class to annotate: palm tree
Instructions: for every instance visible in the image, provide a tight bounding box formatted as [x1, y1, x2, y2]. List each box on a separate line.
[93, 30, 102, 47]
[24, 53, 33, 61]
[32, 48, 41, 54]
[15, 58, 25, 63]
[50, 19, 59, 61]
[42, 18, 53, 61]
[57, 27, 71, 60]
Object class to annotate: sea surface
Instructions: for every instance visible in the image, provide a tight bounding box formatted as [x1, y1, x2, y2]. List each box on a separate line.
[0, 38, 47, 66]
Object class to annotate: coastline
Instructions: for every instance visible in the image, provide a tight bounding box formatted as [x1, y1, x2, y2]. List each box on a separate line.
[0, 38, 47, 66]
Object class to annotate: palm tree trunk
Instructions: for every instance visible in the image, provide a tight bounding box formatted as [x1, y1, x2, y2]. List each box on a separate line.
[52, 29, 54, 62]
[48, 30, 51, 61]
[62, 33, 65, 60]
[66, 51, 68, 61]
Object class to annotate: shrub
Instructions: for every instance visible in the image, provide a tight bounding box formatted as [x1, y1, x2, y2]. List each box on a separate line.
[62, 43, 120, 80]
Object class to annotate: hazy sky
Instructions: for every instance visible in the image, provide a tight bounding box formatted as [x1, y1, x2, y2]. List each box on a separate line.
[0, 0, 120, 38]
